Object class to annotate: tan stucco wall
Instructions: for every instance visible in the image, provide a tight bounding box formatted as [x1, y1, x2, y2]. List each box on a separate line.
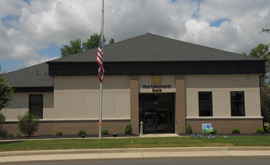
[1, 92, 54, 120]
[54, 76, 130, 120]
[185, 74, 262, 118]
[139, 75, 176, 93]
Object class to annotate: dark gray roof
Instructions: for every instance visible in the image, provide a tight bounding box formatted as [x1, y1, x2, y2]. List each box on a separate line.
[50, 33, 262, 63]
[3, 33, 263, 88]
[3, 63, 53, 87]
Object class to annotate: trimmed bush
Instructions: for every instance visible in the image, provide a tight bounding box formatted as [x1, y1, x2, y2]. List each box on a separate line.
[6, 133, 14, 139]
[255, 127, 265, 134]
[78, 129, 86, 135]
[210, 128, 217, 134]
[56, 131, 63, 136]
[266, 126, 270, 133]
[125, 123, 133, 134]
[101, 129, 109, 135]
[232, 128, 240, 134]
[185, 124, 192, 134]
[17, 110, 39, 137]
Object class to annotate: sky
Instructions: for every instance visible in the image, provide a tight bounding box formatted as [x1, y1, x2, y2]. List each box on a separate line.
[0, 0, 270, 73]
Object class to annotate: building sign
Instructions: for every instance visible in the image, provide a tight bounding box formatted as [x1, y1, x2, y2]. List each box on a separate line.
[142, 75, 171, 92]
[202, 123, 213, 132]
[153, 75, 161, 84]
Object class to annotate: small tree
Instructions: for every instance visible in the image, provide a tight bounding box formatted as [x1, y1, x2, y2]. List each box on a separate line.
[0, 112, 7, 138]
[0, 65, 15, 111]
[17, 111, 39, 137]
[0, 113, 5, 126]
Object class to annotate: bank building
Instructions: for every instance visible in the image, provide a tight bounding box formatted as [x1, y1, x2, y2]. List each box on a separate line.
[2, 33, 265, 135]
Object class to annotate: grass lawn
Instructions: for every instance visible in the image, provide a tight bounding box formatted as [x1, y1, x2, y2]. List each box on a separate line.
[1, 136, 270, 152]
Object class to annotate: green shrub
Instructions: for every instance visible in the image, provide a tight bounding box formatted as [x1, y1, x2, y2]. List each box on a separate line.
[17, 111, 39, 137]
[0, 113, 7, 138]
[78, 129, 86, 135]
[16, 131, 21, 138]
[101, 129, 109, 135]
[210, 128, 217, 134]
[125, 123, 133, 134]
[185, 124, 192, 134]
[0, 112, 5, 126]
[266, 126, 270, 133]
[0, 129, 7, 138]
[6, 133, 14, 138]
[232, 128, 240, 134]
[255, 127, 265, 134]
[56, 131, 63, 136]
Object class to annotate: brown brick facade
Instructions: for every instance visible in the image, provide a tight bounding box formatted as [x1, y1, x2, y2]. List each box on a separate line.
[130, 76, 139, 135]
[175, 75, 186, 134]
[2, 120, 131, 136]
[186, 119, 263, 134]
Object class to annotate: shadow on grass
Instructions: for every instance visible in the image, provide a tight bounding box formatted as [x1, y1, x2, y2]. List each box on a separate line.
[0, 141, 24, 145]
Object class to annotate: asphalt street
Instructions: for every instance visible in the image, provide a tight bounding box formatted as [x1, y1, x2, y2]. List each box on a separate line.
[38, 159, 270, 165]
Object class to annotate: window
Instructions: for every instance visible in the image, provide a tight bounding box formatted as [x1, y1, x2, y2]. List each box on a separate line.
[231, 91, 245, 116]
[199, 92, 212, 116]
[29, 94, 43, 119]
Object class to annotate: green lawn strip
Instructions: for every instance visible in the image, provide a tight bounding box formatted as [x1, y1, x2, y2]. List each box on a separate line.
[0, 136, 270, 152]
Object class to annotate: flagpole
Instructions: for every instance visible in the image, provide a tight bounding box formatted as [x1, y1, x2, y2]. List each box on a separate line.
[99, 0, 104, 141]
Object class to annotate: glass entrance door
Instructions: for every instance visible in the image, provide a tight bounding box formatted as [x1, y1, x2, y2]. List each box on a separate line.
[139, 93, 175, 134]
[144, 105, 156, 133]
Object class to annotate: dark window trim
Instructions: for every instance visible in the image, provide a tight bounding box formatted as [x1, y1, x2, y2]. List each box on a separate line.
[29, 94, 43, 119]
[230, 91, 245, 116]
[198, 92, 213, 117]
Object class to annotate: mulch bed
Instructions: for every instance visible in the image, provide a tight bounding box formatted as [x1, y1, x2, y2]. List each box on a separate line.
[0, 133, 139, 140]
[179, 133, 270, 137]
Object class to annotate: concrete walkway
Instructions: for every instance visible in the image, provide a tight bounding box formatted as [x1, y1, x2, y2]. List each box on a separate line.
[1, 147, 270, 164]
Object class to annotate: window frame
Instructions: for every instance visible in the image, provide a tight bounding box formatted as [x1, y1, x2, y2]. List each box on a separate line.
[29, 94, 43, 119]
[230, 91, 245, 116]
[198, 92, 213, 117]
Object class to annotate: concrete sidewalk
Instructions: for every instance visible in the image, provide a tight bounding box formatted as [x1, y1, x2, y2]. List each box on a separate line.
[1, 147, 270, 164]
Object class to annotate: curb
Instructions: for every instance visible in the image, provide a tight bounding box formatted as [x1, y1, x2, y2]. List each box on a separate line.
[2, 154, 270, 165]
[1, 147, 270, 157]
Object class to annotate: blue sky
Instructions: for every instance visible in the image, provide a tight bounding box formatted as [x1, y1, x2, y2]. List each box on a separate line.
[0, 0, 269, 73]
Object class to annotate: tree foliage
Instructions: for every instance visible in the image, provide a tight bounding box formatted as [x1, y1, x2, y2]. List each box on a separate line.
[261, 83, 270, 122]
[60, 33, 114, 57]
[0, 65, 14, 111]
[82, 33, 106, 51]
[60, 38, 83, 57]
[245, 43, 270, 122]
[17, 110, 39, 137]
[0, 113, 5, 126]
[246, 43, 269, 83]
[109, 38, 114, 44]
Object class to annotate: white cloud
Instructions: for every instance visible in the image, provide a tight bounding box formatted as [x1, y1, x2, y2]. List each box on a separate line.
[0, 0, 270, 71]
[24, 55, 59, 67]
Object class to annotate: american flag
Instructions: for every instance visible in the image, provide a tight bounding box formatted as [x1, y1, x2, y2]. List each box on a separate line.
[97, 35, 104, 83]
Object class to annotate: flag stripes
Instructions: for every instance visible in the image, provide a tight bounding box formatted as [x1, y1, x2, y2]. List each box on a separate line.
[97, 35, 104, 83]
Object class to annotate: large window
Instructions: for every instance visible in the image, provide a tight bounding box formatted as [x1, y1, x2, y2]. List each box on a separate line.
[29, 94, 43, 119]
[199, 92, 212, 116]
[231, 91, 245, 116]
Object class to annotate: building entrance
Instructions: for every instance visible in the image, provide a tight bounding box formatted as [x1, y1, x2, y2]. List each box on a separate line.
[139, 93, 175, 134]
